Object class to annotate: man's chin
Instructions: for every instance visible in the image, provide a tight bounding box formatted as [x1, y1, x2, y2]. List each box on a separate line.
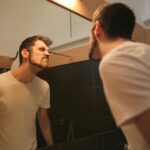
[89, 48, 101, 61]
[30, 62, 49, 70]
[39, 64, 49, 70]
[42, 65, 49, 69]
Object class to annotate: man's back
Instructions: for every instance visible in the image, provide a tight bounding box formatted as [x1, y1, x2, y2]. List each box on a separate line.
[100, 41, 150, 149]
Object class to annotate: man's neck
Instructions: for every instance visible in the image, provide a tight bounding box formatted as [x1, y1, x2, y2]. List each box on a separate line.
[11, 64, 38, 83]
[100, 38, 130, 57]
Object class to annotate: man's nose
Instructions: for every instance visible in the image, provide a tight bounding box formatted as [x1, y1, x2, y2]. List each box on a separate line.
[45, 50, 50, 55]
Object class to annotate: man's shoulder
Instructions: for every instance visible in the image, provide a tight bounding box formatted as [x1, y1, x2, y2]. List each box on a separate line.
[0, 71, 10, 78]
[102, 41, 150, 63]
[35, 76, 49, 88]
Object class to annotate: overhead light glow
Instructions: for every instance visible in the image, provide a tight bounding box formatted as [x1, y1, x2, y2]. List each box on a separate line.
[57, 0, 76, 7]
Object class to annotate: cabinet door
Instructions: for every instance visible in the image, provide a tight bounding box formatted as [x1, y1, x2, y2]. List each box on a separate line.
[71, 13, 92, 40]
[0, 0, 71, 56]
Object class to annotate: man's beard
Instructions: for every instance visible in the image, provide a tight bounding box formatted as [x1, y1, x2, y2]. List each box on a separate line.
[89, 47, 97, 60]
[89, 40, 101, 61]
[29, 56, 48, 70]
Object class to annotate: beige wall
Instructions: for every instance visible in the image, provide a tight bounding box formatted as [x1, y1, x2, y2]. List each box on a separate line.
[0, 56, 13, 69]
[133, 24, 150, 44]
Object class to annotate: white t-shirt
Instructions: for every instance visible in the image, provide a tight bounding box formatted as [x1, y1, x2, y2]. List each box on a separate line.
[100, 41, 150, 126]
[99, 41, 150, 150]
[0, 71, 50, 150]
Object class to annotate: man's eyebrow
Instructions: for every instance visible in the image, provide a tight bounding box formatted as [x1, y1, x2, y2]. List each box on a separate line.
[39, 46, 48, 50]
[39, 46, 46, 49]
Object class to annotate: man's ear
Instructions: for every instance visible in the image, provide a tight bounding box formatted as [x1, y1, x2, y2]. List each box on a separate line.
[21, 49, 29, 60]
[95, 21, 101, 38]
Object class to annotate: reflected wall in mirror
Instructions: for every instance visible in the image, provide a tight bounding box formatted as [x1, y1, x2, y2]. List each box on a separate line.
[0, 0, 92, 58]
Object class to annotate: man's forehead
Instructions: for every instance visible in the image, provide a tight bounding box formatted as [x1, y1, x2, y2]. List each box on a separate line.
[33, 40, 47, 47]
[30, 40, 49, 51]
[34, 40, 45, 44]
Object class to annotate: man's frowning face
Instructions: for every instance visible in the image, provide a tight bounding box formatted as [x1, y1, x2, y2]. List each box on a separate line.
[28, 40, 50, 69]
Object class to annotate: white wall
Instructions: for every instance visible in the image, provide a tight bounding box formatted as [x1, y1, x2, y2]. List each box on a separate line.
[0, 0, 92, 57]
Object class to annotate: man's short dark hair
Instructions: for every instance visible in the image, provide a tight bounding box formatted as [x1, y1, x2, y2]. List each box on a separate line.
[93, 3, 135, 40]
[19, 35, 52, 64]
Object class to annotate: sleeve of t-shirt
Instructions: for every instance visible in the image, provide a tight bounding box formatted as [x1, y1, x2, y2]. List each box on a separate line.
[99, 52, 150, 126]
[40, 84, 50, 109]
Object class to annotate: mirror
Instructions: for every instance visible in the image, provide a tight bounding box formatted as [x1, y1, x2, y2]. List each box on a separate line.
[0, 0, 123, 149]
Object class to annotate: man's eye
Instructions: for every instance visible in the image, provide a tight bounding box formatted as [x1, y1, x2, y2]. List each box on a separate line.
[39, 48, 45, 52]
